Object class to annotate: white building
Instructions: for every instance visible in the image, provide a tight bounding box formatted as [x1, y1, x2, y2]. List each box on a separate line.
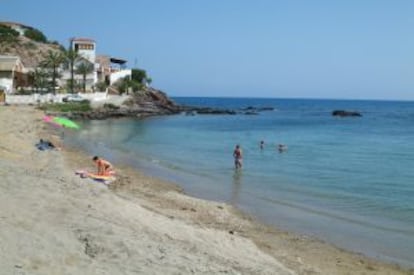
[61, 37, 98, 91]
[0, 55, 27, 94]
[70, 37, 96, 64]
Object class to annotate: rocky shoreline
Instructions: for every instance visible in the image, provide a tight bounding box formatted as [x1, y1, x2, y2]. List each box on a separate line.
[38, 88, 363, 121]
[45, 88, 277, 120]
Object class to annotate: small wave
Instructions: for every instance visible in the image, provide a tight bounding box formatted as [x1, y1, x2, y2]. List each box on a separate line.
[255, 194, 414, 236]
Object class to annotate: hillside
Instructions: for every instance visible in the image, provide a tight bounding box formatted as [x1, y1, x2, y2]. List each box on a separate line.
[0, 22, 63, 68]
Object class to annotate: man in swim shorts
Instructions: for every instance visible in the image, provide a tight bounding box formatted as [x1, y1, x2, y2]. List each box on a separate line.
[233, 144, 243, 169]
[93, 156, 114, 176]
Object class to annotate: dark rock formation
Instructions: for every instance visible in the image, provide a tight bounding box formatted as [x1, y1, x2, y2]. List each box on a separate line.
[332, 110, 362, 117]
[124, 87, 181, 114]
[180, 105, 275, 116]
[191, 107, 236, 115]
[241, 106, 275, 112]
[180, 106, 237, 115]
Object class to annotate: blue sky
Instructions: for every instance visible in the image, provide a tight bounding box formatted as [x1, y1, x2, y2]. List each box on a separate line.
[2, 0, 414, 100]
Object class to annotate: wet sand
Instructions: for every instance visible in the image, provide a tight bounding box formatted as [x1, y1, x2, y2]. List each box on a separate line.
[0, 105, 411, 274]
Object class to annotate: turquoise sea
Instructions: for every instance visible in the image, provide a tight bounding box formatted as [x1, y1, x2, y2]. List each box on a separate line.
[66, 97, 414, 267]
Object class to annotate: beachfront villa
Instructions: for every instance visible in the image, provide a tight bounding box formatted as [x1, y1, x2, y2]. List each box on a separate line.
[59, 37, 132, 92]
[59, 37, 98, 91]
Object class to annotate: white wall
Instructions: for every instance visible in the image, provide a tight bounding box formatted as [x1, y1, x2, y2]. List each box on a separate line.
[79, 92, 107, 101]
[0, 78, 13, 93]
[5, 93, 65, 104]
[5, 92, 108, 104]
[110, 69, 132, 85]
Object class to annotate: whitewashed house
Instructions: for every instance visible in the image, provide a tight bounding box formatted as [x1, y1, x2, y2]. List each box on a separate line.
[60, 37, 98, 92]
[0, 55, 27, 94]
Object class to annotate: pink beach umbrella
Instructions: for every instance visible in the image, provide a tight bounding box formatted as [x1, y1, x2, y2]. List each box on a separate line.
[43, 115, 61, 128]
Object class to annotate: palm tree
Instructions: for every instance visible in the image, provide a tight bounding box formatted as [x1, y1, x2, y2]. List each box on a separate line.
[40, 50, 65, 94]
[30, 68, 49, 93]
[75, 61, 94, 93]
[64, 48, 80, 93]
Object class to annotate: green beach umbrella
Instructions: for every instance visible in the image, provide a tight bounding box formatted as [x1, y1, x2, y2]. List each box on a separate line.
[52, 116, 80, 129]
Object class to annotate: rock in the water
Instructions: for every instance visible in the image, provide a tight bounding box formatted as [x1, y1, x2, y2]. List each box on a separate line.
[332, 110, 362, 117]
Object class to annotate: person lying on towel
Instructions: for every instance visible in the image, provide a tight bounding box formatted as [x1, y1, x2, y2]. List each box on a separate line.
[36, 139, 58, 151]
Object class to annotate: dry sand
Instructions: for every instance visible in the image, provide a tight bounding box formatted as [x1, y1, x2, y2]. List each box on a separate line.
[0, 105, 411, 275]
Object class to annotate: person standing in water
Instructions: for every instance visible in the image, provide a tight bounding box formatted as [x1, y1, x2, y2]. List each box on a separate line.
[233, 144, 243, 169]
[278, 144, 288, 153]
[260, 140, 265, 150]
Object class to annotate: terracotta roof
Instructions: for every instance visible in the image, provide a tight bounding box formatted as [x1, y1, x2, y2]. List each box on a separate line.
[71, 37, 95, 42]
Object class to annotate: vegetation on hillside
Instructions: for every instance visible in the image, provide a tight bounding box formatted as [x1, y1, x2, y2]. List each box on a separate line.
[24, 28, 47, 43]
[0, 23, 64, 68]
[0, 25, 19, 50]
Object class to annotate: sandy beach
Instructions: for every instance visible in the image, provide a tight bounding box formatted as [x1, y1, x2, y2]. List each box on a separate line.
[0, 105, 411, 275]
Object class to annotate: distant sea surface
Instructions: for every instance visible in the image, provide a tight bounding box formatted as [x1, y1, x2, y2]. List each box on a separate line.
[66, 97, 414, 267]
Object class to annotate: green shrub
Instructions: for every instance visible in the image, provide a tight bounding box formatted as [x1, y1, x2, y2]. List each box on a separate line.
[38, 101, 92, 112]
[131, 68, 147, 83]
[0, 25, 19, 44]
[24, 41, 37, 50]
[49, 40, 66, 51]
[130, 81, 143, 92]
[24, 28, 47, 43]
[95, 81, 108, 91]
[16, 89, 34, 95]
[103, 103, 120, 110]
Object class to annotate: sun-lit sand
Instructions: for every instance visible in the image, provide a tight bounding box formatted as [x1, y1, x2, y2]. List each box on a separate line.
[0, 105, 409, 274]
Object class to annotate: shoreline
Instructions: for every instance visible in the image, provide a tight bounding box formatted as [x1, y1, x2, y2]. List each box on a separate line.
[0, 105, 411, 274]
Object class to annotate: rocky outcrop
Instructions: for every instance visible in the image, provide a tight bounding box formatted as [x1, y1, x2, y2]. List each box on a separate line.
[50, 87, 182, 120]
[123, 87, 181, 113]
[332, 110, 362, 117]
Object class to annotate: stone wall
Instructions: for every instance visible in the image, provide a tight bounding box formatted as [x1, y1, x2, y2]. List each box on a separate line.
[5, 92, 107, 104]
